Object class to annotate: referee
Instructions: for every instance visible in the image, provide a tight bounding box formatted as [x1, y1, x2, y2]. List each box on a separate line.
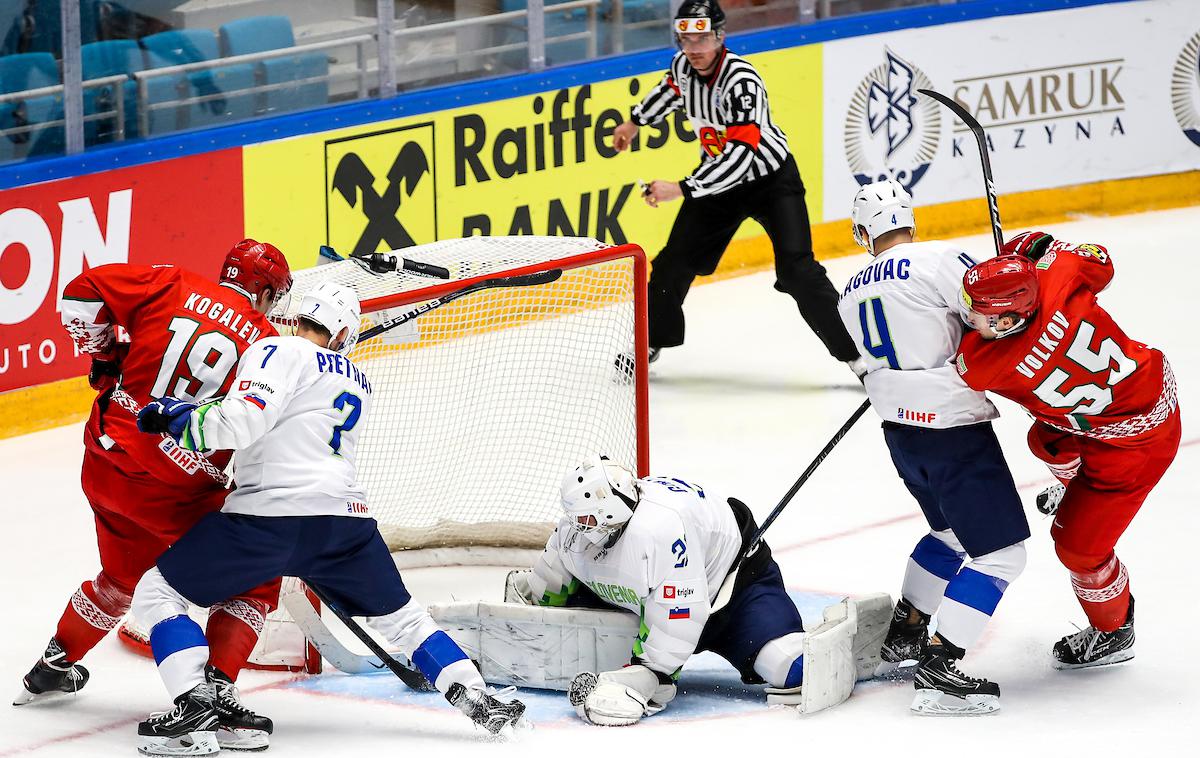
[613, 0, 862, 375]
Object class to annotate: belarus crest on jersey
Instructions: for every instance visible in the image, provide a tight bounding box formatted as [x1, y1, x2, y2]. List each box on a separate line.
[844, 48, 941, 193]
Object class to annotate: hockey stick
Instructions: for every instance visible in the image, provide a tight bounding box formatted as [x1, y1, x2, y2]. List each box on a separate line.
[917, 89, 1004, 256]
[359, 269, 563, 343]
[319, 245, 451, 279]
[300, 584, 437, 691]
[711, 398, 872, 612]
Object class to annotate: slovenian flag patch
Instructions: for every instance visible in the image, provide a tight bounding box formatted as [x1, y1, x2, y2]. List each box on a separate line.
[668, 607, 690, 620]
[244, 394, 267, 410]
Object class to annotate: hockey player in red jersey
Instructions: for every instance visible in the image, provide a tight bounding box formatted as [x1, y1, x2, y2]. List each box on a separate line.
[15, 241, 292, 749]
[955, 232, 1180, 670]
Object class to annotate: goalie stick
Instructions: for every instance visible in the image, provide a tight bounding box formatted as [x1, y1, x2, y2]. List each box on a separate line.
[711, 398, 872, 612]
[917, 88, 1005, 256]
[319, 244, 452, 279]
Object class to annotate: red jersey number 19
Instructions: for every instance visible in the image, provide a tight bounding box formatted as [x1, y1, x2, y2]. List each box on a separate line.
[150, 317, 241, 401]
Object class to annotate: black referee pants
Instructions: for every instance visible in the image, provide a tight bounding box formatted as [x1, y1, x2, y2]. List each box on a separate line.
[647, 155, 859, 362]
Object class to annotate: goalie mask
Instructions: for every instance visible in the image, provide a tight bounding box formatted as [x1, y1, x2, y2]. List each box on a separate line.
[560, 456, 639, 548]
[298, 282, 361, 354]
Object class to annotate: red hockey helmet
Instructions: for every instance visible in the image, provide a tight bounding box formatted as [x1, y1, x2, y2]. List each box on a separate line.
[219, 239, 292, 309]
[962, 255, 1039, 337]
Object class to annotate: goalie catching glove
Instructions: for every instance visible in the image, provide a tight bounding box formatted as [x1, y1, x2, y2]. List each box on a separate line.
[568, 664, 676, 726]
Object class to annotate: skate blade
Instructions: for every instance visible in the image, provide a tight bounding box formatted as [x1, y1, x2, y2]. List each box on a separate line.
[138, 730, 220, 756]
[1053, 648, 1134, 671]
[12, 686, 77, 707]
[216, 725, 270, 751]
[874, 660, 918, 680]
[910, 689, 1000, 716]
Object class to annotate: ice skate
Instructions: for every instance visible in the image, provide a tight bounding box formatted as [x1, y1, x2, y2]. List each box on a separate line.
[207, 665, 272, 751]
[1053, 597, 1135, 670]
[138, 682, 220, 756]
[911, 644, 1000, 716]
[1036, 483, 1066, 515]
[875, 598, 929, 677]
[13, 638, 89, 706]
[446, 682, 527, 735]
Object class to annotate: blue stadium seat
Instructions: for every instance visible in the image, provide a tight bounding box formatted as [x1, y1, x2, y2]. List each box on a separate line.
[0, 51, 63, 160]
[495, 0, 610, 67]
[617, 0, 672, 53]
[81, 39, 142, 143]
[141, 29, 255, 132]
[218, 16, 327, 116]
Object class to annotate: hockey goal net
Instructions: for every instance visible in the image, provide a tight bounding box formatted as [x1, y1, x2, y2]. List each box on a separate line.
[275, 236, 650, 552]
[120, 236, 647, 672]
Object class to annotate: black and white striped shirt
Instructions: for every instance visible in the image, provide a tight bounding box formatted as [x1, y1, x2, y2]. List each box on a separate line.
[632, 49, 790, 198]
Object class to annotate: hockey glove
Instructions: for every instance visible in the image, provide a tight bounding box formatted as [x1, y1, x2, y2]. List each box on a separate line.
[88, 356, 121, 392]
[1001, 231, 1055, 261]
[137, 396, 198, 444]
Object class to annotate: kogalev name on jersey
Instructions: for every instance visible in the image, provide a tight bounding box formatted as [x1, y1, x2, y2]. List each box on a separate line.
[316, 353, 372, 394]
[841, 257, 911, 298]
[183, 292, 263, 343]
[1015, 310, 1070, 378]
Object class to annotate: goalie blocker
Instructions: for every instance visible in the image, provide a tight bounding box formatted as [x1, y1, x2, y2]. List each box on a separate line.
[429, 586, 891, 715]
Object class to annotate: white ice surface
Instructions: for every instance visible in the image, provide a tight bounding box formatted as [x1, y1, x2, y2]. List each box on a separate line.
[2, 207, 1197, 755]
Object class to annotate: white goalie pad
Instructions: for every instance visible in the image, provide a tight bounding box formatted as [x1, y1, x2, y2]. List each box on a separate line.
[429, 592, 892, 701]
[795, 592, 892, 714]
[428, 601, 638, 691]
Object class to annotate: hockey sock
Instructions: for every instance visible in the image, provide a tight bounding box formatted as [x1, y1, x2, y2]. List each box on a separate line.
[936, 543, 1026, 650]
[1069, 554, 1130, 633]
[368, 601, 485, 693]
[150, 615, 210, 700]
[412, 631, 482, 693]
[206, 599, 267, 679]
[901, 532, 966, 616]
[54, 576, 130, 663]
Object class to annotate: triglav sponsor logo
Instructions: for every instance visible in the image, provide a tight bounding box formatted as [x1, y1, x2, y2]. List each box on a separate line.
[844, 49, 941, 193]
[1172, 31, 1200, 148]
[950, 59, 1126, 151]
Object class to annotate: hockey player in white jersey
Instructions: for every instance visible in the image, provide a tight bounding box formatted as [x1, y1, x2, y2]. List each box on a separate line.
[519, 457, 811, 726]
[836, 180, 1030, 715]
[129, 282, 525, 755]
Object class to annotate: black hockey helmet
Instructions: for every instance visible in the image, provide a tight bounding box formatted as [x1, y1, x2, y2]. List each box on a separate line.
[674, 0, 726, 36]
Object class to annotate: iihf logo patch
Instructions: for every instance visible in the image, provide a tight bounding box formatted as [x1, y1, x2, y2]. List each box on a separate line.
[844, 48, 941, 193]
[1171, 31, 1200, 148]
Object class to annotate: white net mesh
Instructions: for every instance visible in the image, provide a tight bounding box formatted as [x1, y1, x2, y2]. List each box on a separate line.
[272, 237, 647, 551]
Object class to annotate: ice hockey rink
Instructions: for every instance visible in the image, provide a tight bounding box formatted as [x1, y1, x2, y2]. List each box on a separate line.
[1, 205, 1196, 756]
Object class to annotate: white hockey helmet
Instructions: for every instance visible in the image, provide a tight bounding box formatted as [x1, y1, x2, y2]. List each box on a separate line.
[298, 281, 361, 354]
[560, 455, 639, 547]
[851, 179, 916, 255]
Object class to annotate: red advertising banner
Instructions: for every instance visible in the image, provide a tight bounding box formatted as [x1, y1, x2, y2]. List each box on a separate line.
[0, 150, 244, 393]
